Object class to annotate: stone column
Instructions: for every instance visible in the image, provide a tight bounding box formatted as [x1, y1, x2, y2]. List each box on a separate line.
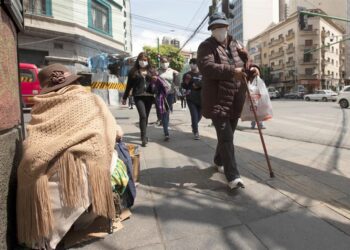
[0, 6, 23, 250]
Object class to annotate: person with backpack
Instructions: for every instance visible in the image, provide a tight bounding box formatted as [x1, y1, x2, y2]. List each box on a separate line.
[181, 58, 202, 140]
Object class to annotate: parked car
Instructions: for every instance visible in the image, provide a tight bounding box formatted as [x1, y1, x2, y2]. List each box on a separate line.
[19, 63, 41, 108]
[337, 85, 350, 108]
[268, 87, 280, 99]
[304, 90, 338, 102]
[284, 91, 305, 99]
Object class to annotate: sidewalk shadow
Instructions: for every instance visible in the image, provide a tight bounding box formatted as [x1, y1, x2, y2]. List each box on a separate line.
[123, 125, 350, 212]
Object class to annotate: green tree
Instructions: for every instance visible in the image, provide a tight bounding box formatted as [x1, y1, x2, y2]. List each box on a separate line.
[143, 44, 185, 72]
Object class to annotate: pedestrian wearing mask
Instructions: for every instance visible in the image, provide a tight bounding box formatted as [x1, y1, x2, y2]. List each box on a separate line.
[181, 58, 202, 140]
[122, 52, 155, 147]
[158, 56, 179, 140]
[197, 12, 260, 190]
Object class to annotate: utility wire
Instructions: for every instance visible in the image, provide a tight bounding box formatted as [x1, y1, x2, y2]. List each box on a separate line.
[177, 13, 209, 53]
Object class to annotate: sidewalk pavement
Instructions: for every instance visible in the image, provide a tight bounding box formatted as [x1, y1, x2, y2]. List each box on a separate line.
[74, 102, 350, 250]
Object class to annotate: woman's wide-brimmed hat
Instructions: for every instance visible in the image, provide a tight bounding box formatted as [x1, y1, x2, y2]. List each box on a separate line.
[208, 12, 229, 30]
[39, 63, 82, 94]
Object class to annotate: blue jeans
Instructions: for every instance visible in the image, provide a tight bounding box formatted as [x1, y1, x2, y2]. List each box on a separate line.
[162, 111, 169, 136]
[187, 100, 201, 134]
[166, 93, 175, 112]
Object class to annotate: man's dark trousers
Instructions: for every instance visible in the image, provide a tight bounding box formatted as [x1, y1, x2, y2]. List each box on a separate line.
[212, 117, 241, 182]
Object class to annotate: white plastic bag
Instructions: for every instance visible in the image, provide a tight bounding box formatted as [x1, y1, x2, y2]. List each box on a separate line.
[241, 76, 273, 121]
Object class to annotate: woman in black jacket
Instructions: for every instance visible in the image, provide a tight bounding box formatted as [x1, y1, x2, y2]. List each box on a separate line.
[122, 52, 155, 147]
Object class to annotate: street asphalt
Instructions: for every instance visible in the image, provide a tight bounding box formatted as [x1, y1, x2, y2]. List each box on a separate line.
[68, 100, 350, 250]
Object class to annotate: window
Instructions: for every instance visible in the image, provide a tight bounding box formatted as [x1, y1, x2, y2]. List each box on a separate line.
[264, 53, 267, 58]
[304, 50, 312, 62]
[89, 0, 112, 35]
[336, 61, 338, 67]
[305, 68, 314, 75]
[54, 42, 63, 49]
[20, 68, 37, 83]
[331, 59, 334, 65]
[336, 49, 338, 55]
[331, 47, 334, 53]
[307, 25, 313, 31]
[305, 40, 313, 46]
[25, 0, 52, 16]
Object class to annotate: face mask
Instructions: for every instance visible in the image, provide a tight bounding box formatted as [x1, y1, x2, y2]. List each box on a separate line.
[190, 64, 197, 70]
[161, 62, 169, 69]
[139, 60, 148, 68]
[211, 27, 228, 43]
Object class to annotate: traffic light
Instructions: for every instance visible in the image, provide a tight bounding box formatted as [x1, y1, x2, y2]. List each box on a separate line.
[298, 7, 308, 30]
[228, 1, 234, 18]
[222, 0, 234, 18]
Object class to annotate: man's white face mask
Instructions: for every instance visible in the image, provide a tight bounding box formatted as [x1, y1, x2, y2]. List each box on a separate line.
[161, 62, 170, 69]
[211, 27, 228, 43]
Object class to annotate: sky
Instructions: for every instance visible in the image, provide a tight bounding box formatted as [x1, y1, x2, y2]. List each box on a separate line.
[130, 0, 213, 56]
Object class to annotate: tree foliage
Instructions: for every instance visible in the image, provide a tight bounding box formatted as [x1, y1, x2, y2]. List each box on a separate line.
[143, 44, 185, 72]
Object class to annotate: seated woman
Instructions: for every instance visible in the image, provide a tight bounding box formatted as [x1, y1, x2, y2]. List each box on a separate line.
[16, 64, 123, 249]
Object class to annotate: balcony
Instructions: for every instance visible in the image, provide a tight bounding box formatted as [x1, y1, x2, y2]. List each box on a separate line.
[300, 29, 319, 36]
[300, 44, 319, 51]
[286, 46, 295, 54]
[286, 32, 295, 40]
[321, 60, 331, 66]
[285, 75, 294, 81]
[271, 64, 284, 71]
[270, 51, 284, 59]
[299, 74, 318, 80]
[300, 59, 319, 65]
[321, 46, 330, 53]
[285, 60, 295, 67]
[269, 37, 284, 47]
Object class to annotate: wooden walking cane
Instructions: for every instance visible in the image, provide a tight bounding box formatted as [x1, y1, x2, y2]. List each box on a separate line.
[243, 75, 275, 178]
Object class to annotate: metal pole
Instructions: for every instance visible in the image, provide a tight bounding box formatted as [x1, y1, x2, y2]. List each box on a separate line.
[301, 11, 350, 23]
[243, 76, 275, 178]
[157, 37, 160, 68]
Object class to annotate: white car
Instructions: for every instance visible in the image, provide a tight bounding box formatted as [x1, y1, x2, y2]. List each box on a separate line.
[304, 90, 338, 102]
[337, 85, 350, 108]
[268, 87, 280, 99]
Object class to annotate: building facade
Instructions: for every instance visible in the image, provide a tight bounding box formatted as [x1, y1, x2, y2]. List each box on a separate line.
[286, 0, 350, 83]
[229, 0, 280, 44]
[19, 0, 132, 72]
[248, 10, 345, 94]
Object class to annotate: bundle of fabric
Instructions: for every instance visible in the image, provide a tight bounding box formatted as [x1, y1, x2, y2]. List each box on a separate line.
[17, 85, 118, 248]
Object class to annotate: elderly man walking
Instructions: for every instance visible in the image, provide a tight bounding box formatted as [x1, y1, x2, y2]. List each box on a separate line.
[197, 12, 260, 189]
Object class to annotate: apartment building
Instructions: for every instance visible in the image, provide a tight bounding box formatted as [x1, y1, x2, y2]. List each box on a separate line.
[19, 0, 132, 72]
[248, 10, 345, 94]
[286, 0, 350, 83]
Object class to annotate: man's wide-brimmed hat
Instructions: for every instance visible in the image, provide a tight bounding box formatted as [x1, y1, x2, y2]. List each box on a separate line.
[208, 12, 229, 30]
[39, 63, 82, 94]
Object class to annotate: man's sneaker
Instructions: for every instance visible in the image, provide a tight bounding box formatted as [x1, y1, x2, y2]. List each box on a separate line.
[164, 135, 170, 141]
[194, 133, 200, 140]
[215, 165, 224, 174]
[228, 178, 245, 190]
